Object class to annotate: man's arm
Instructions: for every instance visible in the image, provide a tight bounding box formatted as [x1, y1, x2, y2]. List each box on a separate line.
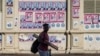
[45, 40, 58, 50]
[33, 33, 58, 50]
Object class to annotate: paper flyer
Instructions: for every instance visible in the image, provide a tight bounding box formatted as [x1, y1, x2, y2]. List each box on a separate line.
[43, 13, 50, 23]
[72, 0, 80, 7]
[6, 0, 13, 6]
[92, 14, 99, 24]
[72, 7, 79, 18]
[35, 13, 43, 23]
[25, 12, 33, 22]
[57, 12, 65, 22]
[7, 7, 13, 15]
[50, 12, 56, 22]
[84, 14, 92, 24]
[6, 35, 13, 44]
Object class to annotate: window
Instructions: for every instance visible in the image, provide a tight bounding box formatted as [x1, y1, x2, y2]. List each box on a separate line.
[84, 0, 94, 13]
[84, 0, 100, 13]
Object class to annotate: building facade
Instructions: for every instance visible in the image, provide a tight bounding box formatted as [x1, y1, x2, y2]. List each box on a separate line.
[0, 0, 100, 54]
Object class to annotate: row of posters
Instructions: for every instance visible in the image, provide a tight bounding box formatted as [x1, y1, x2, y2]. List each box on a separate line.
[72, 0, 80, 18]
[19, 1, 66, 11]
[84, 34, 100, 50]
[20, 11, 66, 29]
[6, 0, 13, 17]
[84, 14, 100, 30]
[20, 22, 65, 29]
[19, 1, 66, 30]
[84, 14, 99, 24]
[20, 12, 65, 23]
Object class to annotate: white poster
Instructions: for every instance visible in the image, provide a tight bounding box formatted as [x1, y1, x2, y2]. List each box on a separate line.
[6, 35, 13, 44]
[94, 35, 100, 50]
[6, 21, 13, 29]
[84, 34, 94, 50]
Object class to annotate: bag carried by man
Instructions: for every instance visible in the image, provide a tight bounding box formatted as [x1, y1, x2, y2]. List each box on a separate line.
[31, 39, 39, 54]
[31, 34, 40, 54]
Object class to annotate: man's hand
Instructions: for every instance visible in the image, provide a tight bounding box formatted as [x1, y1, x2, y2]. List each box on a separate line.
[33, 33, 38, 38]
[49, 42, 58, 50]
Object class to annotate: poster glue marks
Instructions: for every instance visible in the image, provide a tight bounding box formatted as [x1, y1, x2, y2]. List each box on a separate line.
[83, 34, 100, 50]
[73, 37, 79, 47]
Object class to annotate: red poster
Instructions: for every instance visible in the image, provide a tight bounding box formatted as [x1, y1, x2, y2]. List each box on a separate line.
[84, 14, 92, 24]
[25, 12, 33, 22]
[72, 7, 79, 18]
[35, 13, 43, 23]
[50, 12, 56, 22]
[56, 12, 65, 22]
[92, 14, 99, 24]
[99, 14, 100, 22]
[43, 13, 50, 23]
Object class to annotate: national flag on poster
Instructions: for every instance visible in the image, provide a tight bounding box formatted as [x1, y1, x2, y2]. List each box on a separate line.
[56, 12, 65, 22]
[25, 12, 33, 22]
[35, 13, 43, 23]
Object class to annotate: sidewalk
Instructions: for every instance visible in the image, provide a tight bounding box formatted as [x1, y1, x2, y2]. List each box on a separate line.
[0, 54, 100, 56]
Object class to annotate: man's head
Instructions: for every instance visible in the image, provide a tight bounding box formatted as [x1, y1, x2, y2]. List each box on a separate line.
[43, 23, 49, 32]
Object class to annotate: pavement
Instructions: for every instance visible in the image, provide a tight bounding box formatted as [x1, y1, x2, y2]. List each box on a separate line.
[0, 54, 100, 56]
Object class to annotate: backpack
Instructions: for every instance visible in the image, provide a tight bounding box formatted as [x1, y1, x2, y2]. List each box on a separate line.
[31, 33, 45, 54]
[31, 39, 40, 54]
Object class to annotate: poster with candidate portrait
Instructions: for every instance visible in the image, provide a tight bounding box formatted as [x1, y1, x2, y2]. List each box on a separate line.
[50, 12, 56, 22]
[84, 14, 92, 24]
[6, 0, 13, 6]
[92, 14, 99, 24]
[25, 12, 33, 22]
[35, 13, 43, 23]
[43, 13, 50, 23]
[6, 7, 13, 15]
[56, 12, 65, 22]
[72, 7, 79, 18]
[72, 0, 80, 7]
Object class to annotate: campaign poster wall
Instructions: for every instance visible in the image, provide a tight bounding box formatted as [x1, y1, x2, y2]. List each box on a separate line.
[19, 1, 66, 30]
